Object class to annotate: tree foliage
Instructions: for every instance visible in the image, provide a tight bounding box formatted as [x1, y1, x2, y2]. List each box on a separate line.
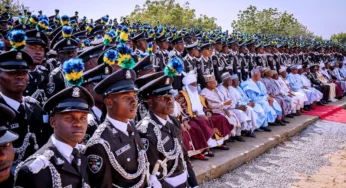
[0, 0, 30, 16]
[128, 0, 220, 31]
[331, 32, 346, 44]
[231, 5, 314, 38]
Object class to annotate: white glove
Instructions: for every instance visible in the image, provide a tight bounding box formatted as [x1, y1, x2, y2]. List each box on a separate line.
[149, 175, 162, 188]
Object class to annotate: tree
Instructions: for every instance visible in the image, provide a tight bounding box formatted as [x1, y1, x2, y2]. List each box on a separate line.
[331, 32, 346, 44]
[0, 0, 30, 16]
[128, 0, 220, 31]
[231, 5, 314, 38]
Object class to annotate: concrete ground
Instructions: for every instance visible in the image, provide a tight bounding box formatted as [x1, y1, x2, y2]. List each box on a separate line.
[192, 98, 346, 184]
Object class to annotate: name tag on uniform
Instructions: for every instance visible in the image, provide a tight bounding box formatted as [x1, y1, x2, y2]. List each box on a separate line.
[10, 123, 19, 129]
[115, 144, 131, 156]
[162, 136, 170, 145]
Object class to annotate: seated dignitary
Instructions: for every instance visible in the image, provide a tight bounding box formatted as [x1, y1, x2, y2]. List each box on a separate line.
[260, 68, 290, 125]
[319, 62, 344, 99]
[275, 67, 307, 116]
[229, 74, 270, 132]
[242, 69, 282, 127]
[304, 65, 330, 104]
[136, 57, 197, 188]
[84, 49, 157, 187]
[217, 72, 256, 138]
[199, 74, 238, 145]
[14, 68, 94, 188]
[175, 71, 217, 160]
[0, 30, 51, 166]
[0, 104, 19, 188]
[297, 65, 324, 106]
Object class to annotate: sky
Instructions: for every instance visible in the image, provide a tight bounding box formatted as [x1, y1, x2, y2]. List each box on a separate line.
[19, 0, 346, 39]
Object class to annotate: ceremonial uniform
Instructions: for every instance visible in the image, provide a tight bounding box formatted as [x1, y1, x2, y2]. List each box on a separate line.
[15, 84, 95, 188]
[85, 68, 150, 188]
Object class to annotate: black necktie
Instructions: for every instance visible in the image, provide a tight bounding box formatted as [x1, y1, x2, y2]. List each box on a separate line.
[18, 104, 26, 120]
[72, 148, 81, 174]
[127, 124, 133, 136]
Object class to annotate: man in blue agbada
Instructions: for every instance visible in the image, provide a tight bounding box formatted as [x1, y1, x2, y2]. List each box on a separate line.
[241, 68, 282, 128]
[229, 74, 269, 132]
[286, 65, 323, 110]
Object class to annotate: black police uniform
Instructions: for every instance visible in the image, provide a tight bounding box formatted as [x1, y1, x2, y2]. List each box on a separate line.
[81, 63, 113, 144]
[0, 44, 52, 166]
[15, 85, 95, 188]
[136, 75, 197, 188]
[84, 69, 149, 188]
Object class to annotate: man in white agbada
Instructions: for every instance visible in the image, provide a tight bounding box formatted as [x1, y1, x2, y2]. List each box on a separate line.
[277, 67, 308, 116]
[241, 68, 282, 128]
[199, 74, 241, 138]
[298, 65, 324, 104]
[217, 72, 255, 139]
[316, 63, 337, 101]
[229, 74, 269, 132]
[286, 65, 323, 110]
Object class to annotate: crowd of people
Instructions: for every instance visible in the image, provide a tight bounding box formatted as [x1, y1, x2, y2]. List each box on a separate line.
[0, 6, 346, 188]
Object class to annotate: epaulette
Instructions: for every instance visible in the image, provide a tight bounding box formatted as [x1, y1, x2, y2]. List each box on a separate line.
[38, 65, 48, 72]
[24, 96, 40, 105]
[50, 67, 61, 76]
[135, 116, 150, 134]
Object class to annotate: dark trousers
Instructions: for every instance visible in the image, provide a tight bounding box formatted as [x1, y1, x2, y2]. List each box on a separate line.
[314, 85, 330, 101]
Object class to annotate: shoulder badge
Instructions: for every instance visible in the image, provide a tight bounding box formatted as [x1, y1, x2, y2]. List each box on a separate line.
[46, 82, 55, 95]
[141, 138, 149, 151]
[87, 154, 103, 173]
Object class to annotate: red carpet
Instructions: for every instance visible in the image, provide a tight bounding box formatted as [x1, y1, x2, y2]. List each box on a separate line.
[303, 105, 346, 123]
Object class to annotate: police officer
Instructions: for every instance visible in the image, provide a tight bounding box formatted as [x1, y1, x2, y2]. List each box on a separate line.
[0, 104, 19, 188]
[15, 84, 94, 188]
[46, 26, 79, 98]
[0, 30, 51, 166]
[24, 29, 50, 105]
[238, 41, 249, 81]
[136, 59, 196, 187]
[211, 38, 225, 83]
[81, 63, 113, 144]
[155, 35, 169, 72]
[84, 49, 156, 187]
[132, 32, 148, 62]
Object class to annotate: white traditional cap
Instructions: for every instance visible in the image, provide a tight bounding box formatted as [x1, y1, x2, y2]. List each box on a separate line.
[182, 71, 197, 86]
[290, 64, 298, 69]
[279, 66, 287, 73]
[221, 72, 231, 81]
[297, 65, 302, 69]
[231, 74, 239, 80]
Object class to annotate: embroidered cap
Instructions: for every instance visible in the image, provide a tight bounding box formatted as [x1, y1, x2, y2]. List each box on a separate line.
[43, 86, 94, 115]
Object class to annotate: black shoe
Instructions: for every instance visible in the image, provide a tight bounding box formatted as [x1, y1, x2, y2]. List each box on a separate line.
[282, 119, 290, 124]
[321, 100, 328, 104]
[308, 105, 315, 110]
[226, 137, 235, 143]
[269, 122, 278, 126]
[261, 127, 272, 132]
[286, 114, 294, 118]
[234, 136, 246, 142]
[247, 132, 256, 138]
[292, 113, 301, 116]
[303, 107, 311, 111]
[317, 101, 325, 106]
[277, 120, 286, 126]
[255, 128, 264, 132]
[217, 145, 230, 150]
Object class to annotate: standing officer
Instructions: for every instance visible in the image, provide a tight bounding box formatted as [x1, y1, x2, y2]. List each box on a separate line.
[0, 104, 19, 188]
[46, 26, 79, 98]
[84, 48, 158, 187]
[15, 71, 94, 188]
[0, 30, 51, 166]
[136, 57, 197, 188]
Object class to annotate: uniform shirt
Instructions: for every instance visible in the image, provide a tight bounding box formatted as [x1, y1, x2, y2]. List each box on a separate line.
[51, 136, 77, 164]
[107, 115, 129, 136]
[154, 114, 173, 126]
[0, 92, 24, 111]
